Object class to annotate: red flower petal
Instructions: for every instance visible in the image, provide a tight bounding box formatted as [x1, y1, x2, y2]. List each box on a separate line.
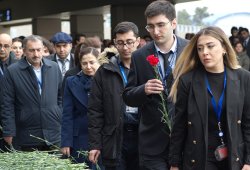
[146, 54, 159, 66]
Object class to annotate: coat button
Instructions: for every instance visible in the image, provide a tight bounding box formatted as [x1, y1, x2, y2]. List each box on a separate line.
[188, 121, 192, 125]
[191, 159, 196, 163]
[237, 120, 241, 124]
[236, 157, 239, 161]
[193, 140, 197, 144]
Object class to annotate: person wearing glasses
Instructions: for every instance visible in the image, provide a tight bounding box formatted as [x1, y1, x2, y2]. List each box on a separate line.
[88, 21, 140, 170]
[122, 0, 188, 169]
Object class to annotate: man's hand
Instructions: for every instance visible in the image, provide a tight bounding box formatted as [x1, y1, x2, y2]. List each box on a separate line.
[60, 147, 70, 157]
[3, 136, 13, 145]
[170, 166, 179, 170]
[89, 149, 101, 164]
[242, 164, 250, 170]
[145, 79, 164, 95]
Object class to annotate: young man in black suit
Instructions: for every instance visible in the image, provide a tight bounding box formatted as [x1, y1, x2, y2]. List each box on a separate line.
[123, 0, 188, 169]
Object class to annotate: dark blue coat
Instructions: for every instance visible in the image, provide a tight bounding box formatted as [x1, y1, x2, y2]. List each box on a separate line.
[61, 71, 92, 163]
[2, 57, 62, 147]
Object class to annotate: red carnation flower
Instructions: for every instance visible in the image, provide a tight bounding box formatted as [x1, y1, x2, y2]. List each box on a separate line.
[146, 54, 171, 131]
[146, 54, 159, 67]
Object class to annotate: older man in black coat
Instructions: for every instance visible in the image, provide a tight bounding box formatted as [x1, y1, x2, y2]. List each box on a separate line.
[2, 35, 62, 151]
[0, 33, 17, 151]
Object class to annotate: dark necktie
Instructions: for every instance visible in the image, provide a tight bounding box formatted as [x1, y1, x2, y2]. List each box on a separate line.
[159, 51, 173, 95]
[0, 63, 5, 76]
[58, 59, 66, 77]
[160, 51, 172, 71]
[244, 40, 248, 47]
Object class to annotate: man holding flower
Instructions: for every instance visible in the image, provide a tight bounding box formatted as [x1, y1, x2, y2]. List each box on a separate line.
[122, 0, 188, 169]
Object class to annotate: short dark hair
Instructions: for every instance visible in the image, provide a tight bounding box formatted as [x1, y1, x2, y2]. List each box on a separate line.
[230, 26, 238, 34]
[145, 0, 176, 21]
[241, 27, 249, 33]
[113, 21, 139, 39]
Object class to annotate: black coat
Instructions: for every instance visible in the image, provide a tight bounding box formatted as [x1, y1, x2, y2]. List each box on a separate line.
[122, 37, 188, 155]
[2, 57, 62, 147]
[169, 67, 250, 170]
[88, 56, 125, 166]
[0, 52, 17, 150]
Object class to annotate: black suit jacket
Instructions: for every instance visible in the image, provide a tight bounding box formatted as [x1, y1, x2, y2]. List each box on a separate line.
[123, 36, 188, 155]
[245, 39, 250, 60]
[169, 67, 250, 170]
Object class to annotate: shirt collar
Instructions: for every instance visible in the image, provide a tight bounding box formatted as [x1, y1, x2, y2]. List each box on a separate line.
[26, 58, 43, 69]
[154, 34, 177, 54]
[56, 53, 71, 61]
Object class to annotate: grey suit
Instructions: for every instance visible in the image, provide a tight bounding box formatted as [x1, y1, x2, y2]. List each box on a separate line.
[2, 57, 62, 147]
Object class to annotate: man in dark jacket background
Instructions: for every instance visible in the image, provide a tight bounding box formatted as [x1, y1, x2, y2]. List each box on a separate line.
[48, 32, 75, 78]
[2, 35, 62, 151]
[88, 21, 140, 170]
[0, 33, 17, 151]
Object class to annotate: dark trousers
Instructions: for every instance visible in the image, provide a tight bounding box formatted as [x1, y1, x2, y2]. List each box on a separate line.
[106, 124, 139, 170]
[206, 158, 228, 170]
[139, 147, 169, 170]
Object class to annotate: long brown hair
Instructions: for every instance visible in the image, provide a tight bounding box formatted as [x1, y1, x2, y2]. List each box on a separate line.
[169, 26, 239, 102]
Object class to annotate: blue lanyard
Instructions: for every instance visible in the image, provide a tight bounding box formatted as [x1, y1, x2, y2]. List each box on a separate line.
[156, 51, 175, 86]
[36, 78, 42, 90]
[205, 70, 226, 122]
[205, 69, 226, 140]
[119, 64, 128, 86]
[34, 68, 42, 94]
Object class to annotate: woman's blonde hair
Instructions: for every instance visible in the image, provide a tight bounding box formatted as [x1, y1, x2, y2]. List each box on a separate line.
[169, 26, 239, 102]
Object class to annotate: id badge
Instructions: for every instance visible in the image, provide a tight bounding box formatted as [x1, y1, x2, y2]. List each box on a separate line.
[125, 106, 138, 113]
[214, 144, 228, 161]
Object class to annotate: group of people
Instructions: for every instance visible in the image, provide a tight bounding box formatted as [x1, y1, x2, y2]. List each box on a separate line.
[1, 0, 250, 170]
[229, 26, 250, 70]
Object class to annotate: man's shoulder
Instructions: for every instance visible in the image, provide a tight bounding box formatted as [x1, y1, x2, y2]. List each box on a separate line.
[7, 58, 25, 71]
[176, 36, 189, 46]
[46, 54, 56, 61]
[133, 42, 154, 57]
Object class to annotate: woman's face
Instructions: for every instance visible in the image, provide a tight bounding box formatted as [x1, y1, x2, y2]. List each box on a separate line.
[197, 35, 226, 73]
[234, 43, 244, 53]
[11, 41, 23, 59]
[80, 53, 100, 76]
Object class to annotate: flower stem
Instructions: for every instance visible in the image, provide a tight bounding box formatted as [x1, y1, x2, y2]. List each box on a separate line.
[154, 66, 172, 131]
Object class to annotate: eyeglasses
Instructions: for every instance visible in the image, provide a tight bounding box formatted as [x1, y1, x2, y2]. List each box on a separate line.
[145, 21, 171, 32]
[114, 40, 136, 49]
[0, 44, 10, 49]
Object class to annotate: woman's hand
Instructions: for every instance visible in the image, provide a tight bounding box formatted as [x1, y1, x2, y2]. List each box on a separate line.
[89, 149, 101, 164]
[242, 164, 250, 170]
